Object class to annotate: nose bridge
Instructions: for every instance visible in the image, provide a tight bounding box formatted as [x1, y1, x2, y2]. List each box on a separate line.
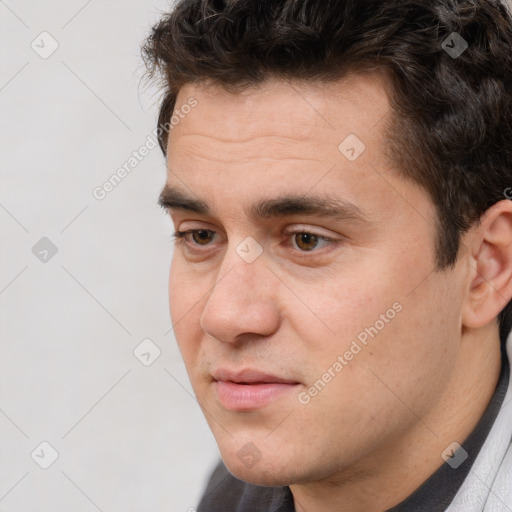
[212, 235, 268, 297]
[217, 255, 255, 300]
[200, 240, 280, 342]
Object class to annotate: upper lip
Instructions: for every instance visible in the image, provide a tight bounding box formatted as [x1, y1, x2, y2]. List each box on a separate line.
[212, 368, 299, 384]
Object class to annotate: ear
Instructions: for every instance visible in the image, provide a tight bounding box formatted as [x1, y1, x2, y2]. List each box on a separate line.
[462, 200, 512, 329]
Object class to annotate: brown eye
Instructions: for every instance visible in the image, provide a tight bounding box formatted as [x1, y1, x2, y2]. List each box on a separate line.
[294, 232, 319, 251]
[192, 230, 215, 245]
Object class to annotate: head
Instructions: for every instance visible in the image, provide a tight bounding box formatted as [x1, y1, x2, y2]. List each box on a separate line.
[144, 0, 512, 487]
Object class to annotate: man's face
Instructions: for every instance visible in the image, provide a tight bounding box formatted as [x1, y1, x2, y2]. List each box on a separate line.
[163, 75, 468, 486]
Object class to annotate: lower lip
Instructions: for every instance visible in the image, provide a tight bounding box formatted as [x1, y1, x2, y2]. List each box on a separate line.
[215, 381, 299, 411]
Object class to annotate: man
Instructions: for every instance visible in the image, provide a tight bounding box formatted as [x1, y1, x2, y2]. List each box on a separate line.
[142, 0, 512, 510]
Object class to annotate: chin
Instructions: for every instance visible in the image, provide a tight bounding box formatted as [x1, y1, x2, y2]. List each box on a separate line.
[224, 458, 294, 487]
[217, 441, 300, 487]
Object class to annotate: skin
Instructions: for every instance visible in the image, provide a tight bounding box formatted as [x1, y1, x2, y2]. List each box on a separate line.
[161, 73, 512, 511]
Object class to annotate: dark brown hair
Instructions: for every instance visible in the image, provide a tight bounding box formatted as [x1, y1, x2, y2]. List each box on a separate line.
[142, 0, 512, 340]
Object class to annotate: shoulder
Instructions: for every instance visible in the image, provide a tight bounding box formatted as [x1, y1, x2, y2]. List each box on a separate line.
[196, 459, 294, 512]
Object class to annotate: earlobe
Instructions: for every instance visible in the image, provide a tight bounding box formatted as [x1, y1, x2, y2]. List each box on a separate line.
[461, 201, 512, 329]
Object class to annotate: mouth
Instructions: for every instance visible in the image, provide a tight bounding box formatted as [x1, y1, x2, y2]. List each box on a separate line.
[212, 368, 302, 411]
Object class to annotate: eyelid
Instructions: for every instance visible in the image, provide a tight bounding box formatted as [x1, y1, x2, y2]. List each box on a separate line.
[282, 225, 338, 240]
[172, 228, 221, 245]
[175, 223, 339, 238]
[282, 227, 338, 254]
[172, 224, 342, 258]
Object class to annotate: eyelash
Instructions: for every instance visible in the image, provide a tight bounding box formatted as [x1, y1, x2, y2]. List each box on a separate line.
[171, 228, 338, 258]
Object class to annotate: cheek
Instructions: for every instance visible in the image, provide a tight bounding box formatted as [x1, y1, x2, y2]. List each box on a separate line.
[285, 265, 397, 356]
[294, 282, 461, 454]
[290, 251, 461, 397]
[168, 261, 181, 325]
[168, 258, 203, 361]
[168, 255, 201, 322]
[347, 272, 463, 416]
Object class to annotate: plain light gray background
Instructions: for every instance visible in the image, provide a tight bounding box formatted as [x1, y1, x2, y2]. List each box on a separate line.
[1, 1, 220, 510]
[6, 1, 512, 511]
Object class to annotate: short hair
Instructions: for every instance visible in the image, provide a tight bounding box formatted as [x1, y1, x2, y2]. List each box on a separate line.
[142, 0, 512, 340]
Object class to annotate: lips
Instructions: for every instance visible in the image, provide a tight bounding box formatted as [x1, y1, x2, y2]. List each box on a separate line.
[212, 368, 301, 411]
[213, 368, 299, 385]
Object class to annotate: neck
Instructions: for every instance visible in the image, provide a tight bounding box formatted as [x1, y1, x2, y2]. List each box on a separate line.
[291, 323, 503, 512]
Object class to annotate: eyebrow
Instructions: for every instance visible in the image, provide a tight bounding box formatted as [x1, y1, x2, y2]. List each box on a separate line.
[158, 185, 369, 223]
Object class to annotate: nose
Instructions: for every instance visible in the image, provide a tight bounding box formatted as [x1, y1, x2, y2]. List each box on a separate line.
[200, 243, 281, 344]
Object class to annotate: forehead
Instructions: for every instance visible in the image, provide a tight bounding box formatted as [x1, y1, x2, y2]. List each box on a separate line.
[167, 74, 390, 189]
[164, 74, 435, 233]
[171, 74, 391, 153]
